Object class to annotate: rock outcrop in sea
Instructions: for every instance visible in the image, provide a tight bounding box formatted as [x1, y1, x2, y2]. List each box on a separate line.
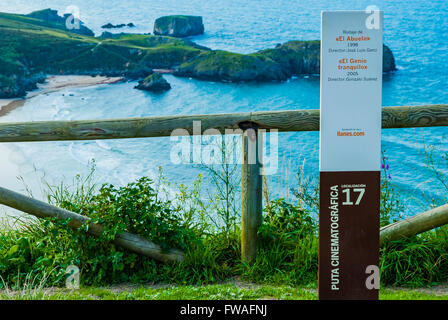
[382, 45, 396, 75]
[153, 15, 204, 37]
[135, 73, 171, 92]
[102, 22, 135, 29]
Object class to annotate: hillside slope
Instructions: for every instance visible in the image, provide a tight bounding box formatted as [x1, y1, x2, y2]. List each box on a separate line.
[0, 12, 206, 97]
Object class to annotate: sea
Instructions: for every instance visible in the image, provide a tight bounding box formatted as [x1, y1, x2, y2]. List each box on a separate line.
[0, 0, 447, 218]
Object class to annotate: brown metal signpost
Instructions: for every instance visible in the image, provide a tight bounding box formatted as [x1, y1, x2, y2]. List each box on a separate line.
[319, 10, 383, 300]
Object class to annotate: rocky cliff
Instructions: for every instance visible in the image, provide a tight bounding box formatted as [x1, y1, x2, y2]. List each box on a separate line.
[153, 15, 204, 38]
[135, 73, 171, 92]
[25, 8, 94, 36]
[175, 41, 396, 82]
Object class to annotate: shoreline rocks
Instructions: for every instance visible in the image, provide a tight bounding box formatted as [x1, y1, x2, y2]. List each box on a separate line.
[0, 71, 46, 99]
[382, 45, 396, 74]
[154, 15, 204, 38]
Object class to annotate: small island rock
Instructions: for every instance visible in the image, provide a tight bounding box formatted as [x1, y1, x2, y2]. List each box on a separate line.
[153, 15, 204, 37]
[135, 73, 171, 92]
[102, 22, 135, 29]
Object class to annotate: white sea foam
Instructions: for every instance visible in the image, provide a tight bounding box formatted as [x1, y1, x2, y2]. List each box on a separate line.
[96, 140, 112, 150]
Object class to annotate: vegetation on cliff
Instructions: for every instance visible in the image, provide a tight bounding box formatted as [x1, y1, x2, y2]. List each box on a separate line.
[0, 159, 447, 290]
[175, 40, 396, 82]
[174, 50, 290, 82]
[0, 12, 206, 97]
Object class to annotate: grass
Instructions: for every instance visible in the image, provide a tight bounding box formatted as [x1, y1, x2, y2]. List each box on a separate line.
[380, 229, 448, 287]
[380, 288, 448, 300]
[0, 153, 447, 299]
[0, 269, 52, 300]
[1, 283, 447, 300]
[0, 146, 447, 300]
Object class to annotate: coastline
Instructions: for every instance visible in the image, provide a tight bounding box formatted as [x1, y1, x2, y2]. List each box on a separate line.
[0, 75, 124, 118]
[0, 75, 123, 221]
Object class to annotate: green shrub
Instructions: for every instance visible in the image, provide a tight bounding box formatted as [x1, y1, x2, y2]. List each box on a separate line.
[0, 177, 202, 287]
[239, 199, 318, 285]
[261, 199, 316, 240]
[380, 227, 448, 287]
[1, 155, 448, 290]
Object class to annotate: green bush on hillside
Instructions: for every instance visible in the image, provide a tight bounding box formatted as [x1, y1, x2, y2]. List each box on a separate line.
[1, 163, 447, 289]
[0, 177, 202, 287]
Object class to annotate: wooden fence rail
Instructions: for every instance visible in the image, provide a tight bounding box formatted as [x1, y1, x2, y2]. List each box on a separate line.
[0, 104, 447, 143]
[0, 104, 447, 263]
[1, 181, 446, 259]
[380, 203, 448, 245]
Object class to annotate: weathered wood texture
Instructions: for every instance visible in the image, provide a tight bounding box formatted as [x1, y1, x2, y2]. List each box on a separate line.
[0, 186, 184, 263]
[241, 128, 263, 263]
[0, 105, 446, 142]
[380, 203, 448, 246]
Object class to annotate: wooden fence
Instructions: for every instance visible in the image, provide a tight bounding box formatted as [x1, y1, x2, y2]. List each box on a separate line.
[0, 104, 447, 263]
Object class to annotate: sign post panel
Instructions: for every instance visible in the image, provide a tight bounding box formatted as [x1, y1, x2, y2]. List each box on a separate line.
[319, 10, 383, 300]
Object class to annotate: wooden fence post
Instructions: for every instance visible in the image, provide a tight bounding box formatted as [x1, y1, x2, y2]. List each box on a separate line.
[241, 126, 263, 263]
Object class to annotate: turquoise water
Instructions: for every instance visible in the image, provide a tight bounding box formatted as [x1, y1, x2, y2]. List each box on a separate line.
[1, 0, 448, 216]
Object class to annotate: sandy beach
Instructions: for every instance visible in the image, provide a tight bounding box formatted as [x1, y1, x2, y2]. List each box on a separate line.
[0, 75, 123, 117]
